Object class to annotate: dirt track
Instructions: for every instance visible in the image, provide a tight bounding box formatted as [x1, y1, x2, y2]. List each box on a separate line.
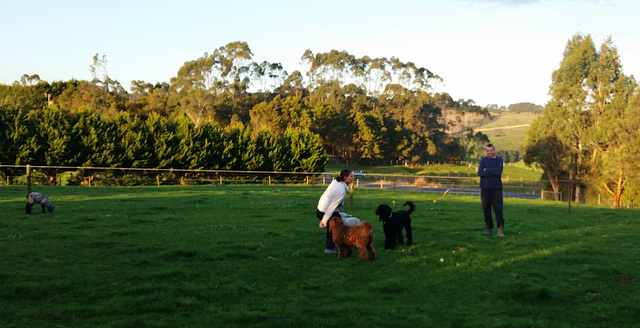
[475, 124, 530, 132]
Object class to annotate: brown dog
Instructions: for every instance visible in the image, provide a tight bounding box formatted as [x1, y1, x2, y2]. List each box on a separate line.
[328, 217, 376, 260]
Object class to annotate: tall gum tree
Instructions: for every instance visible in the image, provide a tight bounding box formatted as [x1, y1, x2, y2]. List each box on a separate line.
[526, 33, 639, 206]
[526, 33, 595, 202]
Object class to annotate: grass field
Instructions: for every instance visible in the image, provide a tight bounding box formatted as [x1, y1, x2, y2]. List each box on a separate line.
[1, 185, 638, 328]
[327, 162, 543, 184]
[476, 112, 539, 155]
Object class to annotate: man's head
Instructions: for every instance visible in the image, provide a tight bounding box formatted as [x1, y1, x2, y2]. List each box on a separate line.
[486, 144, 495, 158]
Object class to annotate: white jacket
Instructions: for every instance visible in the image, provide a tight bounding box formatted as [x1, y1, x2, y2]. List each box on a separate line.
[317, 179, 349, 225]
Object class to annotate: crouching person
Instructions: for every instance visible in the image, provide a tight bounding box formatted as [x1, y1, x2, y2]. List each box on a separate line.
[26, 192, 56, 214]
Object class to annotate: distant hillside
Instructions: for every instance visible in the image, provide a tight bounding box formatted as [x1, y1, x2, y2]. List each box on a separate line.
[474, 112, 539, 160]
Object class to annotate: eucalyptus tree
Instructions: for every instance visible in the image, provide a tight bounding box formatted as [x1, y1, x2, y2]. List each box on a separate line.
[589, 79, 639, 206]
[584, 37, 638, 206]
[365, 57, 391, 96]
[301, 49, 354, 89]
[216, 41, 254, 98]
[251, 60, 285, 93]
[0, 80, 51, 111]
[249, 95, 313, 138]
[352, 110, 386, 162]
[307, 81, 358, 161]
[170, 42, 254, 125]
[56, 80, 124, 118]
[249, 95, 288, 137]
[278, 70, 307, 98]
[89, 53, 126, 96]
[529, 34, 596, 201]
[525, 33, 639, 205]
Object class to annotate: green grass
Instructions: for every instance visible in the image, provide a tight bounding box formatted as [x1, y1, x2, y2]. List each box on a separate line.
[2, 185, 638, 327]
[327, 163, 543, 184]
[475, 112, 539, 154]
[477, 112, 538, 131]
[490, 134, 527, 154]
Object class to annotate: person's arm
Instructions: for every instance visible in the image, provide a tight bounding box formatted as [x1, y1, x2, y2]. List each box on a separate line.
[318, 182, 347, 227]
[478, 157, 489, 177]
[320, 193, 345, 226]
[483, 157, 503, 176]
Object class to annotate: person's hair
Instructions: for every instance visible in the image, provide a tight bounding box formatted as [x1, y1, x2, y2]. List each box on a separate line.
[486, 143, 495, 150]
[336, 169, 353, 182]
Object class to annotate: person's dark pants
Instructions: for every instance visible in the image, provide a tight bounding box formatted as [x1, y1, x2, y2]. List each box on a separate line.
[317, 210, 340, 249]
[481, 188, 504, 229]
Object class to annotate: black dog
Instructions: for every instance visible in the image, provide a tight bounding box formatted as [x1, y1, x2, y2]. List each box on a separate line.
[375, 201, 415, 249]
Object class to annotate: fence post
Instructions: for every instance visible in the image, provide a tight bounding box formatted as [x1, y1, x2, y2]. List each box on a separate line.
[349, 182, 353, 210]
[269, 176, 271, 185]
[567, 180, 572, 214]
[541, 189, 544, 200]
[219, 176, 222, 185]
[26, 164, 32, 194]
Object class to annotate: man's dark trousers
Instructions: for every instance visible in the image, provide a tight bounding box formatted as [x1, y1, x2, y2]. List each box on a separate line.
[481, 188, 504, 229]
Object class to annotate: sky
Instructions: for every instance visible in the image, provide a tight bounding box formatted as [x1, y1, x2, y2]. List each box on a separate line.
[1, 0, 639, 107]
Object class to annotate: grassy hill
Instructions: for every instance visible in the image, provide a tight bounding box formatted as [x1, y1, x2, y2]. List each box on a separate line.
[475, 112, 539, 155]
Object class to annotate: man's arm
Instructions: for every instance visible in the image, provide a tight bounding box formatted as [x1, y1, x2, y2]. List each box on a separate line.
[483, 157, 504, 176]
[478, 157, 489, 177]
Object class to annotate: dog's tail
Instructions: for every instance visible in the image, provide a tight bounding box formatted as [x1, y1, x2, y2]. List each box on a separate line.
[403, 201, 416, 214]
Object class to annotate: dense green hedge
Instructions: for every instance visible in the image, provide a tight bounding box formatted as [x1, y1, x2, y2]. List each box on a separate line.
[0, 107, 327, 184]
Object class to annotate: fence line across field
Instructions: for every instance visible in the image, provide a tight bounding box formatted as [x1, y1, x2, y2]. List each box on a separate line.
[1, 164, 558, 201]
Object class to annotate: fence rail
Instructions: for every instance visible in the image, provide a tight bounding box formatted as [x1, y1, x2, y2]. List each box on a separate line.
[4, 164, 616, 206]
[0, 164, 544, 199]
[0, 164, 325, 187]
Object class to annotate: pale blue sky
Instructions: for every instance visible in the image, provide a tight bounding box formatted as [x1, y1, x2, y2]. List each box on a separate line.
[1, 0, 638, 107]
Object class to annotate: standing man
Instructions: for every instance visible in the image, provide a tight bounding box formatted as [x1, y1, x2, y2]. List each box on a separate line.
[478, 144, 505, 237]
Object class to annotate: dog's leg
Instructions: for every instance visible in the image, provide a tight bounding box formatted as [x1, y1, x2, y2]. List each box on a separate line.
[345, 246, 353, 257]
[384, 226, 396, 249]
[41, 204, 46, 213]
[406, 224, 413, 246]
[25, 203, 32, 214]
[366, 242, 377, 260]
[357, 245, 368, 260]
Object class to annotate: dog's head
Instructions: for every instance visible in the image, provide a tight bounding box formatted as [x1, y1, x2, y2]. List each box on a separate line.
[375, 204, 392, 222]
[328, 217, 344, 233]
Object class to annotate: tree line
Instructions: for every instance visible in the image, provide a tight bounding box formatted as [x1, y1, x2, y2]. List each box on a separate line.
[0, 107, 326, 185]
[524, 33, 640, 207]
[1, 41, 491, 176]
